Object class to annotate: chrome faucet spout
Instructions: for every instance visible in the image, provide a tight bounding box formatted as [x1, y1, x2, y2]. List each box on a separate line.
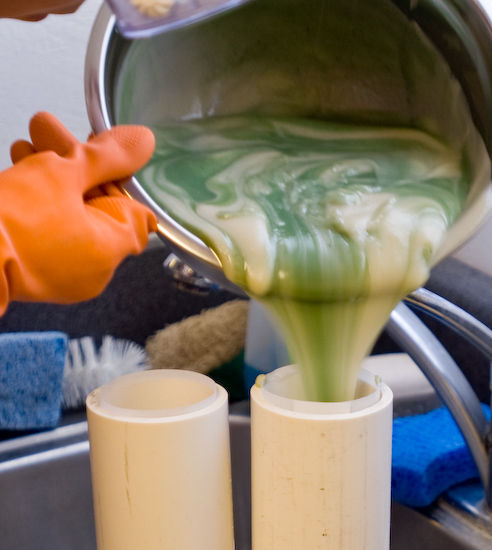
[389, 295, 491, 507]
[406, 288, 492, 361]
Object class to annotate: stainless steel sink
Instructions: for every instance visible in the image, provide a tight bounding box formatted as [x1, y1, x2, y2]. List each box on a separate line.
[0, 408, 490, 550]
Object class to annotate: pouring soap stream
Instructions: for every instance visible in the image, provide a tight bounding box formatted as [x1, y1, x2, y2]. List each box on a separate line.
[135, 116, 489, 401]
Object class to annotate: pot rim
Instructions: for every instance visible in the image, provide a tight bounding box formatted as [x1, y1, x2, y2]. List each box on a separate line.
[84, 2, 241, 293]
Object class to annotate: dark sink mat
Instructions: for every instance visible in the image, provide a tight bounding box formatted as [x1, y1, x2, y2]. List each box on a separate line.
[0, 241, 489, 404]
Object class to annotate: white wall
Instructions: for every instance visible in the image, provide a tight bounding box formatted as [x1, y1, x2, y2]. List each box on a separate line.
[0, 0, 103, 168]
[0, 0, 490, 277]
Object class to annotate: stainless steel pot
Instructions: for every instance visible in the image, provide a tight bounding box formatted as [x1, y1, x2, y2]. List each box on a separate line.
[85, 0, 492, 292]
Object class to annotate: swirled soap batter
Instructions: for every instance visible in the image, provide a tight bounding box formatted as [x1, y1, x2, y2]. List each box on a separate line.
[137, 115, 489, 401]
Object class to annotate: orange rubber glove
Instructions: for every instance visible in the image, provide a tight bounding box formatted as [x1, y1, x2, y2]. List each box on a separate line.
[0, 0, 84, 21]
[0, 112, 157, 315]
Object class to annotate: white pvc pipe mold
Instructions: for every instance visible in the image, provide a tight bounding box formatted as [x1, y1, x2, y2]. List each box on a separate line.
[86, 369, 234, 550]
[251, 365, 394, 550]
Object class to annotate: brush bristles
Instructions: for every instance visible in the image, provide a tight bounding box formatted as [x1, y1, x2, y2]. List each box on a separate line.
[62, 336, 150, 409]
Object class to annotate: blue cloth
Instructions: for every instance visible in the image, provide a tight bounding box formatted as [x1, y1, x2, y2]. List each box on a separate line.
[391, 404, 490, 508]
[0, 332, 68, 430]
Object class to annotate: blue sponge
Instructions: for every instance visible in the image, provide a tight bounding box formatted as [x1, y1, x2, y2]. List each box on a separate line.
[391, 404, 490, 508]
[0, 332, 68, 430]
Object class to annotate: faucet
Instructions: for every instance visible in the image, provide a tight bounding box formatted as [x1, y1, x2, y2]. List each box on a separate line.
[391, 289, 492, 512]
[164, 252, 492, 520]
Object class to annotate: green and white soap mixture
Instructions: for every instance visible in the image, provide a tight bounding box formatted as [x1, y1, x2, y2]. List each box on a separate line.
[116, 0, 491, 402]
[137, 116, 486, 401]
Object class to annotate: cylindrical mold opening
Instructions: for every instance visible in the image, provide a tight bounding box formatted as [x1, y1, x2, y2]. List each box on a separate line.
[86, 370, 234, 550]
[98, 368, 218, 417]
[251, 365, 394, 550]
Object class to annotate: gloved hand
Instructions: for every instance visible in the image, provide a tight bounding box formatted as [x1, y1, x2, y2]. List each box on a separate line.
[0, 0, 85, 21]
[0, 111, 157, 314]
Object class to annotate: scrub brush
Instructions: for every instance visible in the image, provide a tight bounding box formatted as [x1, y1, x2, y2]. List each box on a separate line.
[146, 299, 249, 374]
[62, 336, 150, 409]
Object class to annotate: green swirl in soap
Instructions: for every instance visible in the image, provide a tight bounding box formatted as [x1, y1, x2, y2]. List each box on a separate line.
[142, 116, 468, 296]
[137, 115, 482, 401]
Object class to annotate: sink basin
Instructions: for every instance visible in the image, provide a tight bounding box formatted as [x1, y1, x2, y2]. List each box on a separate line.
[0, 408, 489, 550]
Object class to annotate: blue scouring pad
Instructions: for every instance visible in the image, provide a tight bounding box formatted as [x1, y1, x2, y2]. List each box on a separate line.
[392, 404, 490, 508]
[0, 332, 68, 430]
